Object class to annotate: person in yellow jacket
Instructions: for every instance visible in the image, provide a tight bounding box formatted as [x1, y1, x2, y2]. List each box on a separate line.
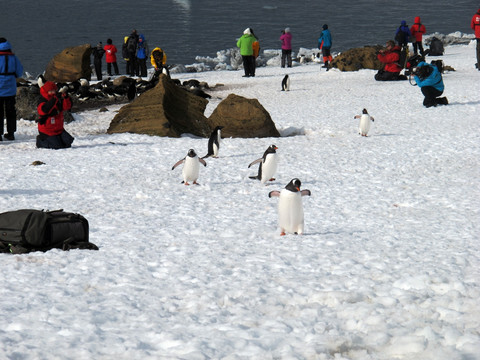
[150, 47, 167, 72]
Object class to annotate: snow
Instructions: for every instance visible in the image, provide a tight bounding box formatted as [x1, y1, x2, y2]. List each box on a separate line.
[1, 41, 479, 359]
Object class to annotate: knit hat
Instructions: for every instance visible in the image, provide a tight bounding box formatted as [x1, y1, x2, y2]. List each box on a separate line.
[244, 28, 251, 35]
[285, 27, 291, 33]
[107, 38, 112, 45]
[322, 24, 328, 30]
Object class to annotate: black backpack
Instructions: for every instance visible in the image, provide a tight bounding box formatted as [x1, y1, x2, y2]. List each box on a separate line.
[428, 37, 444, 56]
[395, 46, 409, 69]
[0, 209, 98, 254]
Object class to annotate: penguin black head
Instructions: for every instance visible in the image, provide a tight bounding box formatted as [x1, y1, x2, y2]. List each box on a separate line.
[267, 144, 278, 153]
[362, 108, 368, 114]
[286, 178, 302, 192]
[215, 126, 224, 131]
[187, 149, 197, 157]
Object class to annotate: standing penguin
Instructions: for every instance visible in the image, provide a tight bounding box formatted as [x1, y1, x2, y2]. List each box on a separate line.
[248, 144, 278, 184]
[354, 108, 375, 137]
[203, 126, 224, 159]
[269, 178, 311, 235]
[281, 74, 290, 91]
[171, 149, 207, 185]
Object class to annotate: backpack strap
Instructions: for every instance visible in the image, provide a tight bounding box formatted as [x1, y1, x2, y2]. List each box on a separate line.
[0, 54, 17, 76]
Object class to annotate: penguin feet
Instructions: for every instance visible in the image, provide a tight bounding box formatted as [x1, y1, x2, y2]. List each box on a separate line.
[184, 182, 190, 185]
[269, 178, 276, 182]
[280, 231, 286, 236]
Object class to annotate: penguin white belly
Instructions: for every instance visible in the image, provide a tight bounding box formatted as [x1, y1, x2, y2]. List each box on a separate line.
[278, 190, 304, 234]
[359, 114, 371, 136]
[260, 153, 278, 183]
[183, 157, 200, 183]
[213, 142, 219, 157]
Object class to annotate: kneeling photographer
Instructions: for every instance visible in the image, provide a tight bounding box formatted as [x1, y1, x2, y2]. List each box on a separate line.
[411, 61, 448, 108]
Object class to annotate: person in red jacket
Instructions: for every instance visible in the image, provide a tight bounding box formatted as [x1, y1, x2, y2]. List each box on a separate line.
[36, 81, 74, 149]
[374, 40, 405, 81]
[471, 8, 480, 70]
[410, 16, 426, 56]
[104, 38, 119, 76]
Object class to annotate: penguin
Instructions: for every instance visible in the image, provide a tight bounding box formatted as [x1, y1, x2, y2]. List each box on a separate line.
[281, 74, 290, 91]
[354, 108, 375, 137]
[203, 126, 224, 159]
[171, 149, 207, 185]
[268, 178, 311, 236]
[248, 144, 278, 184]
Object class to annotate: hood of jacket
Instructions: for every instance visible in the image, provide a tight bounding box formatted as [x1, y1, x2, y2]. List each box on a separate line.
[0, 41, 12, 51]
[40, 81, 57, 100]
[414, 16, 421, 24]
[401, 20, 407, 26]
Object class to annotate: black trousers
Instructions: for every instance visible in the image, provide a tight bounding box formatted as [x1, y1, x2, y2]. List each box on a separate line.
[281, 49, 292, 68]
[107, 62, 119, 76]
[242, 55, 255, 76]
[0, 96, 16, 135]
[476, 38, 480, 68]
[413, 41, 424, 55]
[421, 86, 443, 107]
[136, 58, 147, 77]
[94, 59, 102, 80]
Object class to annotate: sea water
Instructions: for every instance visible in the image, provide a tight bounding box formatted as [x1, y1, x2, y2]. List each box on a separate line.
[0, 0, 475, 76]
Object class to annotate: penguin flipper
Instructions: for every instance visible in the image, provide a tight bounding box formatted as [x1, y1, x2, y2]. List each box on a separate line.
[371, 117, 375, 122]
[300, 189, 311, 196]
[202, 154, 211, 160]
[354, 115, 361, 119]
[198, 158, 207, 167]
[171, 159, 185, 170]
[249, 175, 260, 180]
[248, 158, 262, 168]
[268, 190, 281, 198]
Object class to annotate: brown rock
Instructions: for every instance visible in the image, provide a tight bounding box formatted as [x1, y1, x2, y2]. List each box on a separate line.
[331, 45, 384, 72]
[107, 74, 211, 137]
[44, 44, 92, 82]
[207, 94, 280, 138]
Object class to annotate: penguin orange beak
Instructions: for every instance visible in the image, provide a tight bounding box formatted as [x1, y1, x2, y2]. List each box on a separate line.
[296, 187, 300, 191]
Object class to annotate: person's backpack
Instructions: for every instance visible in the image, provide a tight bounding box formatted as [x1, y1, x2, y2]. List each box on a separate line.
[428, 37, 444, 56]
[126, 36, 137, 54]
[0, 209, 98, 254]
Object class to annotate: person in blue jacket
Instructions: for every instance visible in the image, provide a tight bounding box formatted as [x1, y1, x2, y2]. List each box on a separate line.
[413, 61, 448, 107]
[0, 38, 23, 141]
[318, 24, 332, 69]
[395, 20, 412, 47]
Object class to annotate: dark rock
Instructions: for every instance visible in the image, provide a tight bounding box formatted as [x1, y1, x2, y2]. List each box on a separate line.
[107, 74, 211, 137]
[44, 44, 92, 82]
[207, 94, 280, 138]
[331, 45, 384, 71]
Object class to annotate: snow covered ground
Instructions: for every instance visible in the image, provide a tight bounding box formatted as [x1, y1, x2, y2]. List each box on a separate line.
[0, 41, 479, 360]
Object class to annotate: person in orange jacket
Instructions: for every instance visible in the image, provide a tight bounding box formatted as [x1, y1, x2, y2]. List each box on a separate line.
[36, 81, 74, 149]
[410, 17, 426, 56]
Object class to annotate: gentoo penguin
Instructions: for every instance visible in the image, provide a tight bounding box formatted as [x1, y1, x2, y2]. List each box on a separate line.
[268, 178, 311, 235]
[354, 108, 375, 137]
[203, 126, 224, 159]
[248, 144, 278, 184]
[171, 149, 207, 185]
[281, 74, 290, 91]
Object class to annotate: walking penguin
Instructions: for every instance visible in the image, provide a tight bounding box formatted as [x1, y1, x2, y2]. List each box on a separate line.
[268, 178, 311, 235]
[203, 126, 224, 159]
[354, 108, 375, 136]
[172, 149, 207, 185]
[248, 144, 278, 184]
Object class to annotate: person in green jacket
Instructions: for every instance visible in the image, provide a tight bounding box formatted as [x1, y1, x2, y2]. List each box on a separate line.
[236, 28, 257, 77]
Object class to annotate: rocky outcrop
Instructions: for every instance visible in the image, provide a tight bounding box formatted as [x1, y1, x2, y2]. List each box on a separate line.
[331, 45, 384, 72]
[107, 74, 211, 137]
[44, 44, 92, 82]
[207, 94, 280, 138]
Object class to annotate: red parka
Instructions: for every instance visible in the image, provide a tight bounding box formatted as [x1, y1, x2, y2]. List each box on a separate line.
[377, 45, 403, 73]
[104, 44, 118, 63]
[410, 17, 426, 42]
[472, 9, 480, 38]
[37, 81, 72, 136]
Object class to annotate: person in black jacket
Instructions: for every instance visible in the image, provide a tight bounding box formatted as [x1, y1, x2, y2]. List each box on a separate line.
[91, 42, 105, 81]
